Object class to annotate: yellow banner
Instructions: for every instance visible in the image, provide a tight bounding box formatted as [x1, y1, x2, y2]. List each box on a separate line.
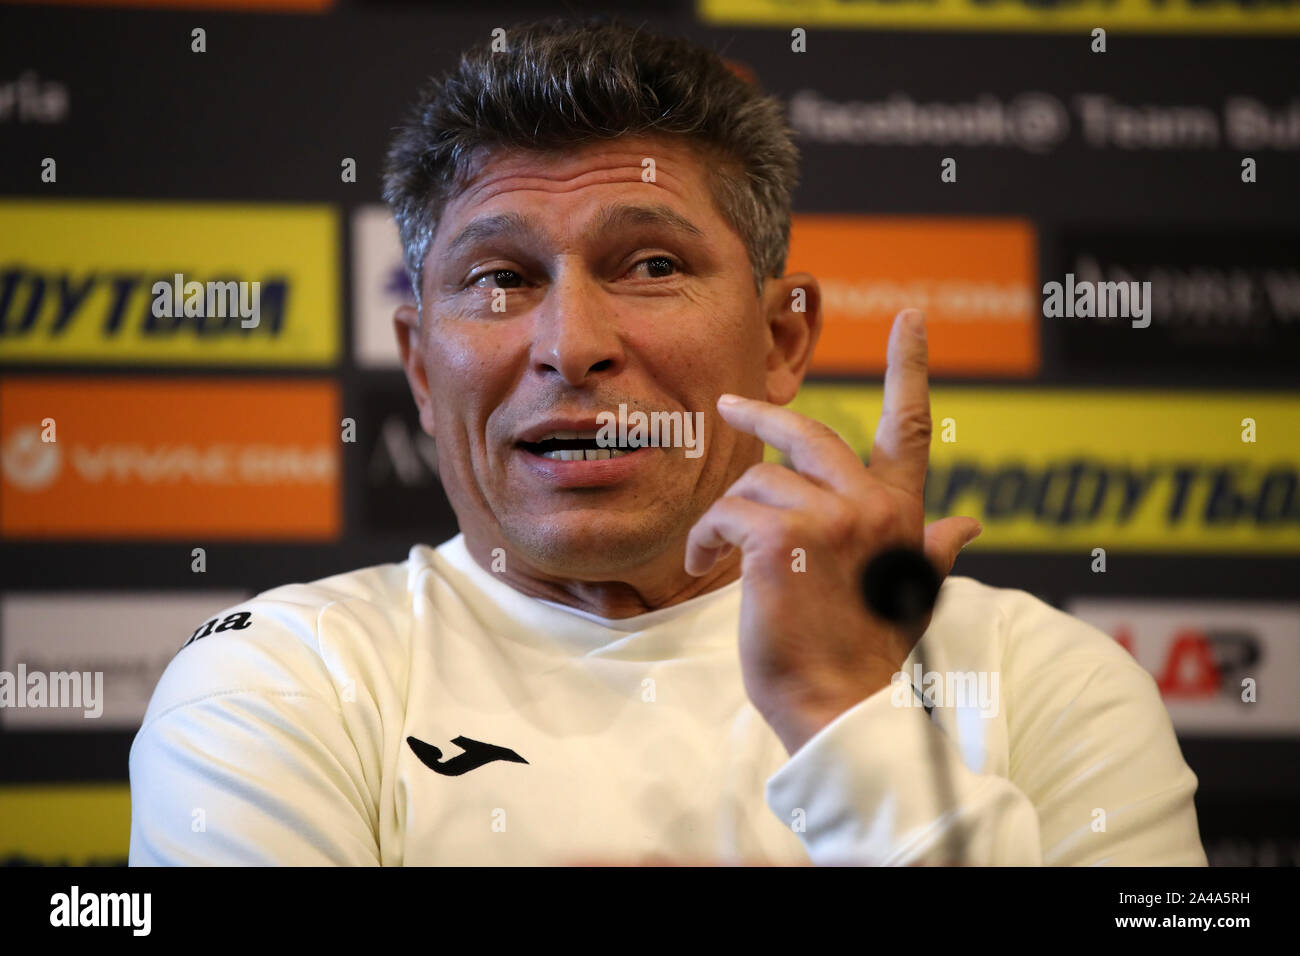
[0, 784, 130, 865]
[770, 387, 1300, 552]
[699, 0, 1300, 33]
[0, 201, 339, 365]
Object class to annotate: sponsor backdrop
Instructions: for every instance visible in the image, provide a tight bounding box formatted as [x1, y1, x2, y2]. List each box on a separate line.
[0, 0, 1297, 865]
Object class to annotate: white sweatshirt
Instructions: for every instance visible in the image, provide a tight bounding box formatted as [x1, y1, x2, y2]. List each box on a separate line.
[128, 534, 1207, 866]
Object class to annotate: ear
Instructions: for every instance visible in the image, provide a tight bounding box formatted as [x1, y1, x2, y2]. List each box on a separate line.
[762, 272, 822, 406]
[395, 303, 436, 439]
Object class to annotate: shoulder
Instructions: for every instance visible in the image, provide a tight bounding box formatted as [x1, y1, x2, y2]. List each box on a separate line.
[936, 575, 1167, 744]
[935, 574, 1139, 672]
[138, 545, 440, 733]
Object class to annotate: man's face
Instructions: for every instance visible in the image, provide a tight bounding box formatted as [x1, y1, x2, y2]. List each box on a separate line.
[397, 135, 808, 578]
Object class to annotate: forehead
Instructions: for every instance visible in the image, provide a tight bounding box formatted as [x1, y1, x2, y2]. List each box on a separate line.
[440, 135, 718, 227]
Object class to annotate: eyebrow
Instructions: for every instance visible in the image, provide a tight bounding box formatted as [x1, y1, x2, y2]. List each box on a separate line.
[441, 203, 706, 261]
[592, 203, 706, 241]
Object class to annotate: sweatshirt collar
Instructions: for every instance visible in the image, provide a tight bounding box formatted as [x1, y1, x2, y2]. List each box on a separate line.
[414, 534, 741, 659]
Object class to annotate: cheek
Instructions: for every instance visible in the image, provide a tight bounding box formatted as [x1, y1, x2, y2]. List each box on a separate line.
[427, 325, 492, 378]
[421, 327, 512, 434]
[647, 294, 751, 366]
[423, 324, 520, 402]
[675, 317, 762, 393]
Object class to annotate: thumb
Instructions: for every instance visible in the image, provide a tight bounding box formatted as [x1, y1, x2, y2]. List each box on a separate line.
[923, 516, 982, 577]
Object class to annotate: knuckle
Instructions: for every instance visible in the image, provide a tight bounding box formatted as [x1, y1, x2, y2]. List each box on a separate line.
[820, 501, 858, 547]
[741, 461, 784, 485]
[861, 495, 902, 539]
[896, 404, 932, 444]
[758, 511, 801, 550]
[728, 462, 779, 497]
[807, 419, 844, 446]
[903, 351, 929, 374]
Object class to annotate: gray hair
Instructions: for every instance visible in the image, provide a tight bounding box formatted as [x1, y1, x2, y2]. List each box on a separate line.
[382, 17, 800, 312]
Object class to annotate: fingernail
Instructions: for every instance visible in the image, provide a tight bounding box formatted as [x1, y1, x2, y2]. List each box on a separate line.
[718, 393, 742, 406]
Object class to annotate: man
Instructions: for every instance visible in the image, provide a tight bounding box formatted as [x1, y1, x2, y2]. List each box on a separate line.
[129, 18, 1206, 866]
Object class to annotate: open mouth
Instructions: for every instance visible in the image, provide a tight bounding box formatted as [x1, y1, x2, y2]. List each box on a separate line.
[517, 430, 643, 462]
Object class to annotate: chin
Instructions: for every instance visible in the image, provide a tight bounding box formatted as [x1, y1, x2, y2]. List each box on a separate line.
[506, 512, 682, 577]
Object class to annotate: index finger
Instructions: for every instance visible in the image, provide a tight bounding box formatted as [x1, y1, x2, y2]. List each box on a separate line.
[715, 395, 865, 493]
[870, 309, 932, 493]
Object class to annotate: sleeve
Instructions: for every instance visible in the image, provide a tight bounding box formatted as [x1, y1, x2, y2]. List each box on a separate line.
[763, 601, 1207, 867]
[128, 598, 383, 866]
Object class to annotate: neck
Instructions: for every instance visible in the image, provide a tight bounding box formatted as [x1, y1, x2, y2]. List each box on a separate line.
[462, 531, 742, 619]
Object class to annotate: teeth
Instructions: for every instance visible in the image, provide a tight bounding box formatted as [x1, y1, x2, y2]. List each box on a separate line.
[538, 447, 632, 461]
[535, 429, 601, 442]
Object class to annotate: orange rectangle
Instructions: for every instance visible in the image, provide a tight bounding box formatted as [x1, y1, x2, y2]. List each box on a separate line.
[1, 378, 340, 540]
[789, 216, 1039, 376]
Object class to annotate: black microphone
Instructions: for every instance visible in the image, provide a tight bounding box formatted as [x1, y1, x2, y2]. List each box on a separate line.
[861, 547, 941, 626]
[860, 546, 966, 865]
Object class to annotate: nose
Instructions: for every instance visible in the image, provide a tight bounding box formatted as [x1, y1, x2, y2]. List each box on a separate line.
[527, 265, 626, 386]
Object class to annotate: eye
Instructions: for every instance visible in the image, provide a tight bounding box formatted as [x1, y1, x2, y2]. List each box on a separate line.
[467, 269, 524, 290]
[630, 256, 680, 279]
